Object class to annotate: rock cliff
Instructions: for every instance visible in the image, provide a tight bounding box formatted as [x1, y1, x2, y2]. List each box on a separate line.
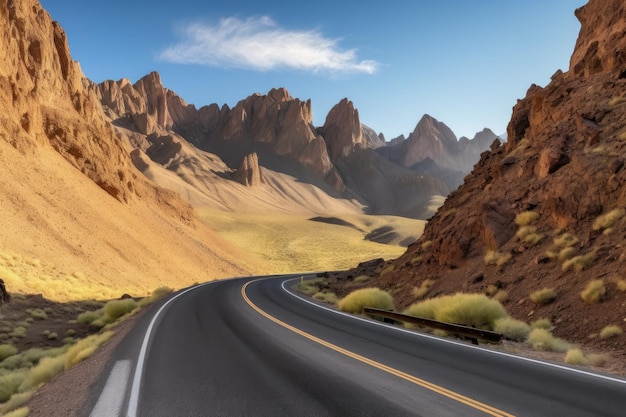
[335, 0, 626, 362]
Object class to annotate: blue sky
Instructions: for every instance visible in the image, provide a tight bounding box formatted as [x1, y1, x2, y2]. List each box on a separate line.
[40, 1, 586, 140]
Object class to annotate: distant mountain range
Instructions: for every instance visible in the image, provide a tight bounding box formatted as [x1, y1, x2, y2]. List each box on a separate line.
[93, 72, 498, 219]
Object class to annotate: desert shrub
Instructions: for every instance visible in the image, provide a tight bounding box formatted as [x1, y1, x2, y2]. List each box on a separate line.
[404, 293, 507, 330]
[616, 279, 626, 292]
[0, 371, 27, 403]
[531, 318, 553, 330]
[530, 288, 557, 304]
[526, 328, 570, 352]
[0, 391, 32, 415]
[484, 250, 512, 267]
[0, 344, 17, 361]
[296, 278, 324, 296]
[353, 275, 370, 284]
[27, 309, 47, 320]
[515, 211, 539, 226]
[592, 208, 624, 233]
[3, 407, 29, 417]
[553, 233, 579, 248]
[151, 286, 173, 300]
[409, 256, 423, 266]
[77, 311, 101, 325]
[581, 279, 606, 303]
[312, 292, 338, 304]
[64, 331, 113, 370]
[564, 349, 589, 366]
[8, 327, 26, 339]
[26, 354, 65, 388]
[421, 240, 433, 251]
[102, 299, 138, 323]
[412, 279, 435, 300]
[492, 290, 509, 303]
[380, 264, 395, 276]
[599, 325, 623, 339]
[557, 247, 577, 261]
[563, 253, 594, 272]
[338, 288, 394, 314]
[588, 353, 609, 367]
[494, 317, 531, 341]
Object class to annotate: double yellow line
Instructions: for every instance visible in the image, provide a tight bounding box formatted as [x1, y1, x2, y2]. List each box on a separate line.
[241, 280, 515, 417]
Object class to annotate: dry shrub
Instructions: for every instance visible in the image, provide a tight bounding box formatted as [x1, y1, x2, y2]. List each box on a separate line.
[563, 253, 594, 272]
[580, 279, 606, 303]
[484, 250, 512, 267]
[27, 354, 65, 388]
[0, 391, 32, 415]
[421, 240, 433, 251]
[338, 288, 394, 314]
[531, 318, 553, 330]
[494, 317, 531, 341]
[515, 211, 539, 226]
[103, 299, 138, 323]
[588, 353, 609, 367]
[354, 275, 370, 284]
[77, 310, 101, 325]
[412, 279, 435, 300]
[312, 292, 338, 304]
[599, 325, 623, 339]
[530, 288, 557, 304]
[557, 247, 577, 261]
[553, 233, 579, 248]
[0, 371, 27, 403]
[564, 349, 589, 366]
[526, 328, 571, 352]
[404, 293, 508, 331]
[3, 407, 29, 417]
[64, 331, 113, 370]
[592, 208, 624, 233]
[0, 344, 17, 361]
[616, 279, 626, 292]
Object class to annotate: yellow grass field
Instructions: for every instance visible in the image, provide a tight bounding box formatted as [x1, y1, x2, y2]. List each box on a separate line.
[197, 209, 426, 273]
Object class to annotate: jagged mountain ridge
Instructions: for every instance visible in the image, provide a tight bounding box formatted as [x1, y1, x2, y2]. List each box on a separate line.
[333, 0, 626, 366]
[0, 0, 257, 297]
[93, 72, 497, 219]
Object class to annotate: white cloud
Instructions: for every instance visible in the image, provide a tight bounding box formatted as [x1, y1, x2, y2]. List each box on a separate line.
[159, 16, 379, 74]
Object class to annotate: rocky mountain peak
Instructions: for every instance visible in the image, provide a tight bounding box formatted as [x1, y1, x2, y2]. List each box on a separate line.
[320, 98, 364, 161]
[570, 0, 626, 78]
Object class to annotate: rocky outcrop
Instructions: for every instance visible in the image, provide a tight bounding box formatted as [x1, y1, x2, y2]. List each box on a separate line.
[234, 153, 265, 186]
[320, 98, 364, 161]
[569, 0, 626, 78]
[338, 0, 626, 356]
[0, 0, 139, 202]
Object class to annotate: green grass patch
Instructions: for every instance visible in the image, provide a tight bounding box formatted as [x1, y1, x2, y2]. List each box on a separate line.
[580, 279, 606, 303]
[599, 325, 623, 339]
[404, 293, 508, 331]
[338, 288, 394, 314]
[0, 345, 17, 362]
[530, 288, 557, 304]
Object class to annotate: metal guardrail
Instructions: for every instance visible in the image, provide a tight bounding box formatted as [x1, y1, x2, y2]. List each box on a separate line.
[363, 307, 502, 344]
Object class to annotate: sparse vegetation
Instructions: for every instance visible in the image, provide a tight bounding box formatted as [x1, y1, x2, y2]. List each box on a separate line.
[562, 252, 594, 272]
[599, 325, 623, 339]
[411, 279, 435, 300]
[530, 288, 557, 304]
[580, 279, 606, 303]
[494, 317, 531, 341]
[484, 250, 512, 268]
[526, 328, 571, 352]
[515, 211, 539, 226]
[565, 348, 589, 366]
[592, 208, 624, 233]
[404, 293, 508, 331]
[338, 288, 394, 314]
[312, 292, 338, 304]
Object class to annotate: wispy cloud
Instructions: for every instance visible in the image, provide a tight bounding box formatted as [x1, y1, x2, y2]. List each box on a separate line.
[159, 16, 379, 74]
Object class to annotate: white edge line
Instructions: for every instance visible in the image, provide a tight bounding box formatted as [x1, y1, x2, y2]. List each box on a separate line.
[280, 277, 626, 386]
[126, 281, 214, 417]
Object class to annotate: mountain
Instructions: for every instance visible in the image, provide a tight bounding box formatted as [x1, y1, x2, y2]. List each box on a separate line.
[0, 0, 257, 298]
[334, 0, 626, 365]
[94, 73, 495, 220]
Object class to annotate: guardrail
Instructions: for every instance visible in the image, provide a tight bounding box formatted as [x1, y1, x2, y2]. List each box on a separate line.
[363, 307, 502, 344]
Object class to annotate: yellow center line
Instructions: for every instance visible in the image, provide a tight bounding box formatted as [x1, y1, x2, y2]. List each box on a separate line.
[241, 280, 516, 417]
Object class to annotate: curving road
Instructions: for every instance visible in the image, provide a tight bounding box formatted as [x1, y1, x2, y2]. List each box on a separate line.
[85, 275, 626, 417]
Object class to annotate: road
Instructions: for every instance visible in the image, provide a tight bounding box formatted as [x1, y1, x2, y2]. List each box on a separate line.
[85, 275, 626, 416]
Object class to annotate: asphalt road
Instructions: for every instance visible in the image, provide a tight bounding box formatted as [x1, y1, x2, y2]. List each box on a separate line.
[85, 275, 626, 417]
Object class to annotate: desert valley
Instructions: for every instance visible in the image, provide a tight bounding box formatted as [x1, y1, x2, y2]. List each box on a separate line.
[1, 0, 626, 415]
